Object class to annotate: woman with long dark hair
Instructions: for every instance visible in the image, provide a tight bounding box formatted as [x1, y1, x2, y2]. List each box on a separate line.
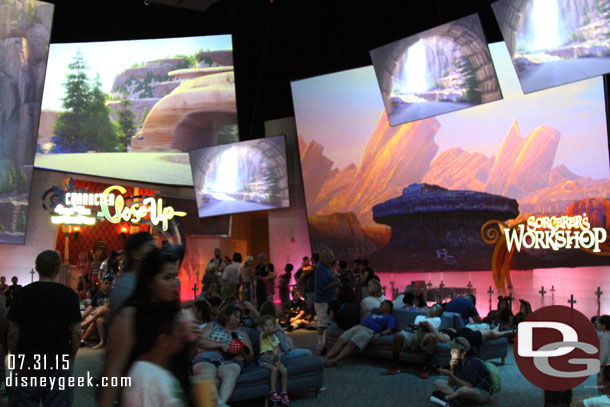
[98, 247, 182, 407]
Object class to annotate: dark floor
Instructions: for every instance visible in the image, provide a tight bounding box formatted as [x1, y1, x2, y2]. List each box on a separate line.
[70, 330, 599, 406]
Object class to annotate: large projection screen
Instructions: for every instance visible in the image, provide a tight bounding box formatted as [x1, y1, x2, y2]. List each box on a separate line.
[34, 35, 237, 186]
[0, 0, 54, 245]
[292, 42, 610, 271]
[370, 13, 502, 127]
[492, 0, 610, 94]
[189, 136, 290, 218]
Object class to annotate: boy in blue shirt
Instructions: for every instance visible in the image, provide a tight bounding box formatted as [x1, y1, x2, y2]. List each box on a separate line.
[432, 337, 491, 406]
[325, 300, 396, 367]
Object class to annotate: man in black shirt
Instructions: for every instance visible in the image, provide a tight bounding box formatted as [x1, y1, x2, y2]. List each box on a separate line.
[5, 276, 23, 308]
[7, 250, 82, 407]
[295, 254, 316, 312]
[285, 288, 311, 331]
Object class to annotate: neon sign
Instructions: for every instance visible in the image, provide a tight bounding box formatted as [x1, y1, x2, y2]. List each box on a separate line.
[100, 185, 186, 231]
[504, 215, 607, 253]
[65, 191, 115, 207]
[51, 204, 96, 225]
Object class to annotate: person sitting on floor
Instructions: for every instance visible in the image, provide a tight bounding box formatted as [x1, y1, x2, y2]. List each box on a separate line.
[281, 287, 311, 331]
[81, 275, 113, 348]
[258, 314, 290, 405]
[432, 337, 491, 406]
[386, 303, 444, 378]
[325, 300, 396, 367]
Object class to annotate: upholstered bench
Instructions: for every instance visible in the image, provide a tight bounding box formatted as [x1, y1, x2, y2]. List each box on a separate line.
[326, 309, 507, 367]
[229, 327, 325, 404]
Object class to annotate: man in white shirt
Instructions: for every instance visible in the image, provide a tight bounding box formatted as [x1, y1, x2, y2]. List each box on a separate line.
[123, 302, 187, 407]
[386, 303, 444, 378]
[221, 253, 242, 300]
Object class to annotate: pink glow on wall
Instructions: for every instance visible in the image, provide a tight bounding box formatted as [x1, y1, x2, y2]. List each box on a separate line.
[377, 266, 610, 319]
[178, 235, 231, 301]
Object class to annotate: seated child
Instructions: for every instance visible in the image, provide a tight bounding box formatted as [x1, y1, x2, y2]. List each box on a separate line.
[259, 314, 290, 405]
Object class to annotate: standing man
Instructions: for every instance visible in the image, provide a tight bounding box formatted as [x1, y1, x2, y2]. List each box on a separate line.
[7, 250, 82, 406]
[314, 248, 338, 353]
[255, 253, 269, 308]
[221, 252, 242, 300]
[207, 248, 224, 270]
[300, 254, 317, 313]
[5, 276, 23, 308]
[294, 256, 311, 295]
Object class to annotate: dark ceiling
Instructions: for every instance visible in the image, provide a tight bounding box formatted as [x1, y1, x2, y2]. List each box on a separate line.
[44, 0, 503, 140]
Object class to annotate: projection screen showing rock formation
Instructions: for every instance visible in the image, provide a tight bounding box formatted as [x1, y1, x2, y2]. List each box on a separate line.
[189, 136, 290, 218]
[34, 35, 236, 186]
[492, 0, 610, 94]
[369, 14, 502, 127]
[0, 0, 54, 245]
[291, 41, 610, 272]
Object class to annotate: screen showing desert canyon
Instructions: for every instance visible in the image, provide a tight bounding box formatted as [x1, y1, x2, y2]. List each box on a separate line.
[492, 0, 610, 94]
[34, 35, 236, 186]
[292, 41, 610, 272]
[369, 14, 502, 126]
[189, 136, 290, 218]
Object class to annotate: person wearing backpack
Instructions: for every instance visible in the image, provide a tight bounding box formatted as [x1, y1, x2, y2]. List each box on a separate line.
[329, 283, 360, 330]
[431, 337, 494, 406]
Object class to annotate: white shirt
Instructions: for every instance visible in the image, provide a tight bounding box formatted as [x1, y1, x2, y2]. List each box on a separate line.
[414, 315, 441, 329]
[360, 295, 387, 320]
[222, 263, 241, 285]
[584, 395, 610, 407]
[600, 331, 610, 366]
[392, 294, 405, 309]
[123, 361, 187, 407]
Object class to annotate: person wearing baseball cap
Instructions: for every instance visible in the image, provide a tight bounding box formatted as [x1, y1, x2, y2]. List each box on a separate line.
[431, 337, 492, 406]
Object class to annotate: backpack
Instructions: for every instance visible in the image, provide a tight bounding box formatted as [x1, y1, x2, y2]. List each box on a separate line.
[335, 301, 360, 330]
[482, 360, 501, 395]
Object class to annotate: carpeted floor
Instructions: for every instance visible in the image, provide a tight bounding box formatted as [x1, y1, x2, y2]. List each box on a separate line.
[70, 330, 599, 406]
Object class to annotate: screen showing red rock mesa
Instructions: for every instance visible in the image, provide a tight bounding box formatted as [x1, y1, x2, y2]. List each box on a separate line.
[34, 35, 236, 186]
[291, 41, 610, 272]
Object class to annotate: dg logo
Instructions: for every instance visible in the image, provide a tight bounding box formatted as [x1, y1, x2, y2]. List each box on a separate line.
[514, 305, 600, 391]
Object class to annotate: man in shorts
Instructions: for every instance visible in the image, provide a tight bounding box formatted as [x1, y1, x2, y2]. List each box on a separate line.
[432, 337, 491, 406]
[386, 303, 444, 378]
[325, 300, 396, 367]
[314, 248, 338, 352]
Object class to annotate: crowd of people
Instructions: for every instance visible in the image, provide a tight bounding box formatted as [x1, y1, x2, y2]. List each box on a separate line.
[0, 237, 609, 407]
